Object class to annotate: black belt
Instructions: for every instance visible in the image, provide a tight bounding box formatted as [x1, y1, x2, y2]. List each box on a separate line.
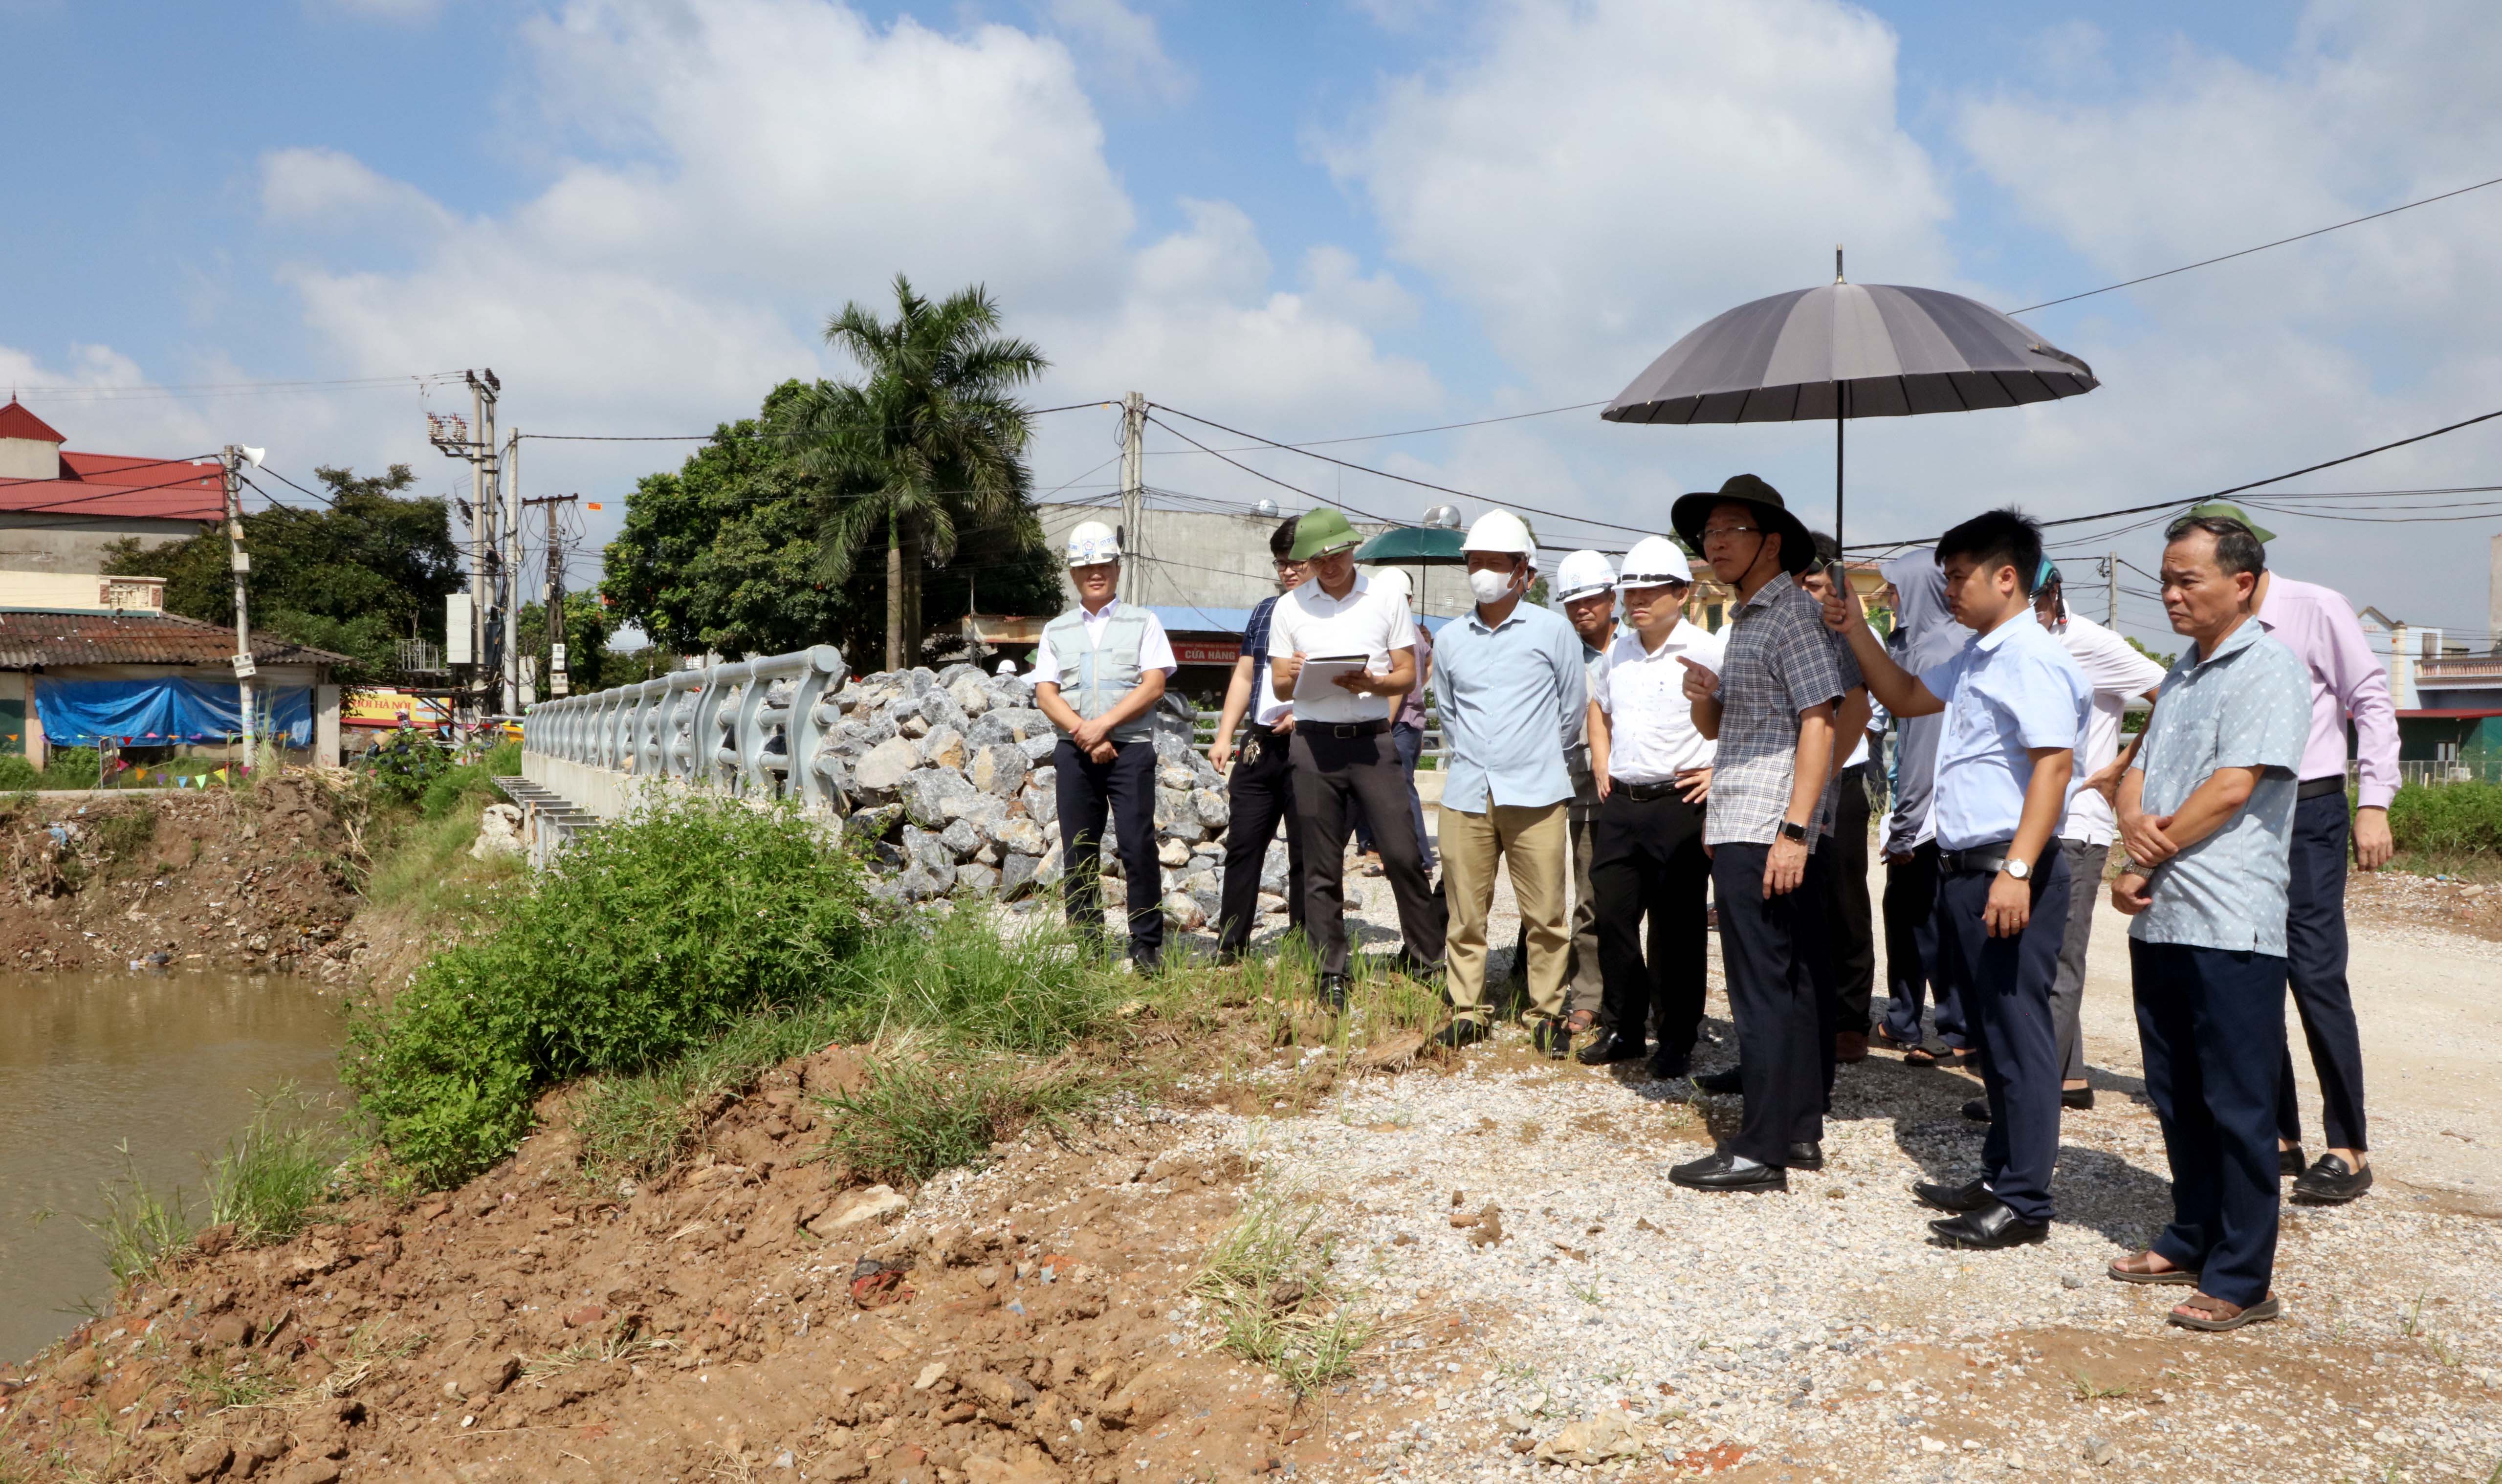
[1310, 720, 1388, 738]
[2297, 776, 2347, 801]
[1939, 842, 2016, 875]
[1618, 779, 1695, 803]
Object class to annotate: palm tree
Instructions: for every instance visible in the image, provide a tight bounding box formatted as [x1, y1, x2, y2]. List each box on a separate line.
[774, 276, 1048, 671]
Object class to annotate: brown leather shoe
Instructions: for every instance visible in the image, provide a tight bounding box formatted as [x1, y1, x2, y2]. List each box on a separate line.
[1835, 1031, 1869, 1064]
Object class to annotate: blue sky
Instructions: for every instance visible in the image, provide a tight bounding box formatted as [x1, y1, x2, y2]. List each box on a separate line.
[6, 0, 2500, 649]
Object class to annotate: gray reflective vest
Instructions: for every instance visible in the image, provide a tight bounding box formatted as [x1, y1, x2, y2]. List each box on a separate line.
[1043, 606, 1154, 743]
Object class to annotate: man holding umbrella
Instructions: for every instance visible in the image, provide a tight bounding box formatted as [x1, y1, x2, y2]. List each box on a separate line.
[1670, 475, 1858, 1193]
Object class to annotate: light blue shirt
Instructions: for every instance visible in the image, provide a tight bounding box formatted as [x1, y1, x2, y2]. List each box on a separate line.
[1916, 611, 2091, 852]
[1431, 600, 1587, 813]
[2127, 620, 2311, 955]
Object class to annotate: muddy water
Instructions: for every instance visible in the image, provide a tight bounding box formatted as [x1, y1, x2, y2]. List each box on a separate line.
[0, 971, 343, 1362]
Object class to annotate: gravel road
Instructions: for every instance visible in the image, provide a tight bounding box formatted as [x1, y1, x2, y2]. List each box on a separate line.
[1210, 839, 2502, 1482]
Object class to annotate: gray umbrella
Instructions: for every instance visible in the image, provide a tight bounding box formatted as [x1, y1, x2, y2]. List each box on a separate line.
[1602, 251, 2098, 551]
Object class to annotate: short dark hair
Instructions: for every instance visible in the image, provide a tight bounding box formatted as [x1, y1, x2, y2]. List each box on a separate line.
[1935, 507, 2045, 597]
[2163, 514, 2267, 579]
[1810, 531, 1840, 565]
[1269, 516, 1300, 561]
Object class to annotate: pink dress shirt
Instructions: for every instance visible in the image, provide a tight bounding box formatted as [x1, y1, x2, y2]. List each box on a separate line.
[2253, 574, 2399, 808]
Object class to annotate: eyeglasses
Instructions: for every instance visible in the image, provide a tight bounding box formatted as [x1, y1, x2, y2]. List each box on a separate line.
[1699, 525, 1760, 544]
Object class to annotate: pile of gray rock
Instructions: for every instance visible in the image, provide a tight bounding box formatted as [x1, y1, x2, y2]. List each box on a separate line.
[814, 663, 1290, 928]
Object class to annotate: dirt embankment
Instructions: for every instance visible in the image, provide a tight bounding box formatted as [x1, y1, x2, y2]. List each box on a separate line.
[0, 1048, 1364, 1484]
[3, 778, 382, 983]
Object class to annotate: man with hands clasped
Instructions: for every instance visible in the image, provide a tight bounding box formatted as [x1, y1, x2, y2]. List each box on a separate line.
[1820, 508, 2091, 1250]
[2104, 514, 2311, 1333]
[1032, 522, 1180, 974]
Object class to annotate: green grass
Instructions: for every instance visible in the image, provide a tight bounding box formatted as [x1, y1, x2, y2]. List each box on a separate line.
[344, 794, 872, 1188]
[204, 1085, 343, 1245]
[1192, 1185, 1372, 1393]
[819, 1051, 1099, 1186]
[2389, 781, 2502, 857]
[77, 1144, 192, 1288]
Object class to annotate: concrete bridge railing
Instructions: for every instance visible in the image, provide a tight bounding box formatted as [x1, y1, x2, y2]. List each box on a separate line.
[519, 644, 850, 820]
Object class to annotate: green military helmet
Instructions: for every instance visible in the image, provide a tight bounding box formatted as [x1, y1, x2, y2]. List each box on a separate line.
[1290, 505, 1363, 561]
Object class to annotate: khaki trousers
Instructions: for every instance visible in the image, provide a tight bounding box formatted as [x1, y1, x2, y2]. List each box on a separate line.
[1440, 800, 1569, 1025]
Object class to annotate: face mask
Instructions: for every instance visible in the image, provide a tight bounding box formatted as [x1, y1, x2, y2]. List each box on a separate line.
[1468, 567, 1517, 605]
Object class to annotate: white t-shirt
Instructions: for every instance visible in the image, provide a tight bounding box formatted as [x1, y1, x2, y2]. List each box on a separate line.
[1593, 621, 1725, 783]
[1028, 600, 1178, 688]
[2049, 611, 2167, 846]
[1266, 572, 1417, 724]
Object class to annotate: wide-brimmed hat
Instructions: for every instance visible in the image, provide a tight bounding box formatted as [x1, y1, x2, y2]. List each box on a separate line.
[1670, 474, 1816, 576]
[1291, 505, 1362, 561]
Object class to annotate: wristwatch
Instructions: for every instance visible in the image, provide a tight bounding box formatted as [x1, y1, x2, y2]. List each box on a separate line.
[1777, 819, 1809, 844]
[2003, 857, 2032, 881]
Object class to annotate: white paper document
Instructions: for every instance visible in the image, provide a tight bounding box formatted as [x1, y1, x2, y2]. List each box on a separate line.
[1292, 654, 1376, 701]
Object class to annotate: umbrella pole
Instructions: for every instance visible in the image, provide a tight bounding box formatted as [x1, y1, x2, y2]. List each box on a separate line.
[1833, 381, 1846, 563]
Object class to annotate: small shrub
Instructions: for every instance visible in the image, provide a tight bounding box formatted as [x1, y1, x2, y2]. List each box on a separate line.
[204, 1085, 343, 1245]
[79, 1144, 193, 1287]
[344, 795, 869, 1187]
[819, 1053, 1095, 1185]
[2388, 781, 2502, 858]
[360, 731, 451, 805]
[0, 753, 37, 790]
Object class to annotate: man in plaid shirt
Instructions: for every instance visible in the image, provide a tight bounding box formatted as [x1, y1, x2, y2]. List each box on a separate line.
[1668, 476, 1861, 1194]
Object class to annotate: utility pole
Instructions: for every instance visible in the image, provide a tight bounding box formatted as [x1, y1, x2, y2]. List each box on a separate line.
[1118, 391, 1145, 605]
[502, 428, 521, 714]
[429, 370, 502, 721]
[221, 446, 258, 775]
[2103, 552, 2117, 628]
[524, 493, 581, 698]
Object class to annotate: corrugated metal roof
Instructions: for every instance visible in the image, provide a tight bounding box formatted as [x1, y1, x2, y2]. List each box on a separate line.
[0, 449, 226, 522]
[0, 399, 66, 443]
[0, 610, 348, 669]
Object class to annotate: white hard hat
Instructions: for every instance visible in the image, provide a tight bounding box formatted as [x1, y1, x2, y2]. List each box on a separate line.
[1065, 520, 1121, 567]
[1461, 509, 1537, 570]
[1553, 549, 1618, 603]
[1366, 567, 1412, 603]
[1618, 535, 1694, 588]
[994, 658, 1018, 676]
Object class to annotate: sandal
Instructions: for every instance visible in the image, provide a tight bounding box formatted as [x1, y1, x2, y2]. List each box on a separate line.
[1901, 1046, 1943, 1067]
[2167, 1292, 2280, 1332]
[1563, 1009, 1598, 1035]
[1871, 1027, 1917, 1053]
[2107, 1250, 2198, 1286]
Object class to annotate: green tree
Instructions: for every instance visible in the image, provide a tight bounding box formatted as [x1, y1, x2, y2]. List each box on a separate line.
[102, 464, 463, 682]
[519, 592, 615, 695]
[773, 276, 1048, 670]
[602, 381, 1061, 671]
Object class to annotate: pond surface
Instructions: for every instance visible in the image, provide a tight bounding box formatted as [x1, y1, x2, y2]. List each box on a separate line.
[0, 970, 344, 1363]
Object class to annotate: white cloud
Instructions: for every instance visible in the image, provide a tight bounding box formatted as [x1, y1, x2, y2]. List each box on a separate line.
[1328, 0, 1955, 394]
[261, 147, 455, 239]
[1042, 0, 1190, 103]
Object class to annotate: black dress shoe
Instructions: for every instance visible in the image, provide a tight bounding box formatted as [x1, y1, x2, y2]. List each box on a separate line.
[1784, 1141, 1824, 1171]
[1431, 1017, 1490, 1050]
[1648, 1047, 1692, 1080]
[2291, 1153, 2373, 1203]
[1317, 973, 1351, 1012]
[1913, 1177, 1996, 1213]
[2279, 1144, 2307, 1178]
[2063, 1086, 2095, 1111]
[1693, 1067, 1744, 1094]
[1929, 1200, 2049, 1250]
[1669, 1152, 1787, 1193]
[1575, 1030, 1644, 1066]
[1533, 1019, 1571, 1060]
[1961, 1097, 1992, 1123]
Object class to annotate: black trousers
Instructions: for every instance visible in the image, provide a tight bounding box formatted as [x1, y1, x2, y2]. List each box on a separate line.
[1823, 765, 1877, 1035]
[1291, 727, 1445, 978]
[1053, 738, 1163, 963]
[1879, 841, 1967, 1049]
[1590, 789, 1710, 1058]
[2134, 939, 2288, 1308]
[1711, 842, 1823, 1165]
[1215, 726, 1305, 954]
[1937, 851, 2072, 1225]
[1800, 847, 1843, 1107]
[2276, 789, 2368, 1152]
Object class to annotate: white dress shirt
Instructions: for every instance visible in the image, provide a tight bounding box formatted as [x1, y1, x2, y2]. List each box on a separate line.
[1593, 621, 1724, 783]
[1028, 599, 1178, 687]
[2048, 611, 2167, 846]
[1266, 571, 1416, 725]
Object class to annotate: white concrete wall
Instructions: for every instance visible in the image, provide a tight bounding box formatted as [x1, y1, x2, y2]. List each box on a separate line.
[523, 751, 649, 820]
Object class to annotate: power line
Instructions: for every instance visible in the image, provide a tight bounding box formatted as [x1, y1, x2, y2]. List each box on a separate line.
[519, 400, 1111, 443]
[1844, 403, 2502, 551]
[7, 372, 466, 402]
[1136, 400, 1609, 456]
[2010, 173, 2502, 314]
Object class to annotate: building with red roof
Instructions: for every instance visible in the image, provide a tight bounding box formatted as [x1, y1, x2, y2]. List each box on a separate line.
[0, 399, 225, 577]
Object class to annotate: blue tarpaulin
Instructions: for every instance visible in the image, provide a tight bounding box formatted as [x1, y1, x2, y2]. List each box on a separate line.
[34, 677, 312, 747]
